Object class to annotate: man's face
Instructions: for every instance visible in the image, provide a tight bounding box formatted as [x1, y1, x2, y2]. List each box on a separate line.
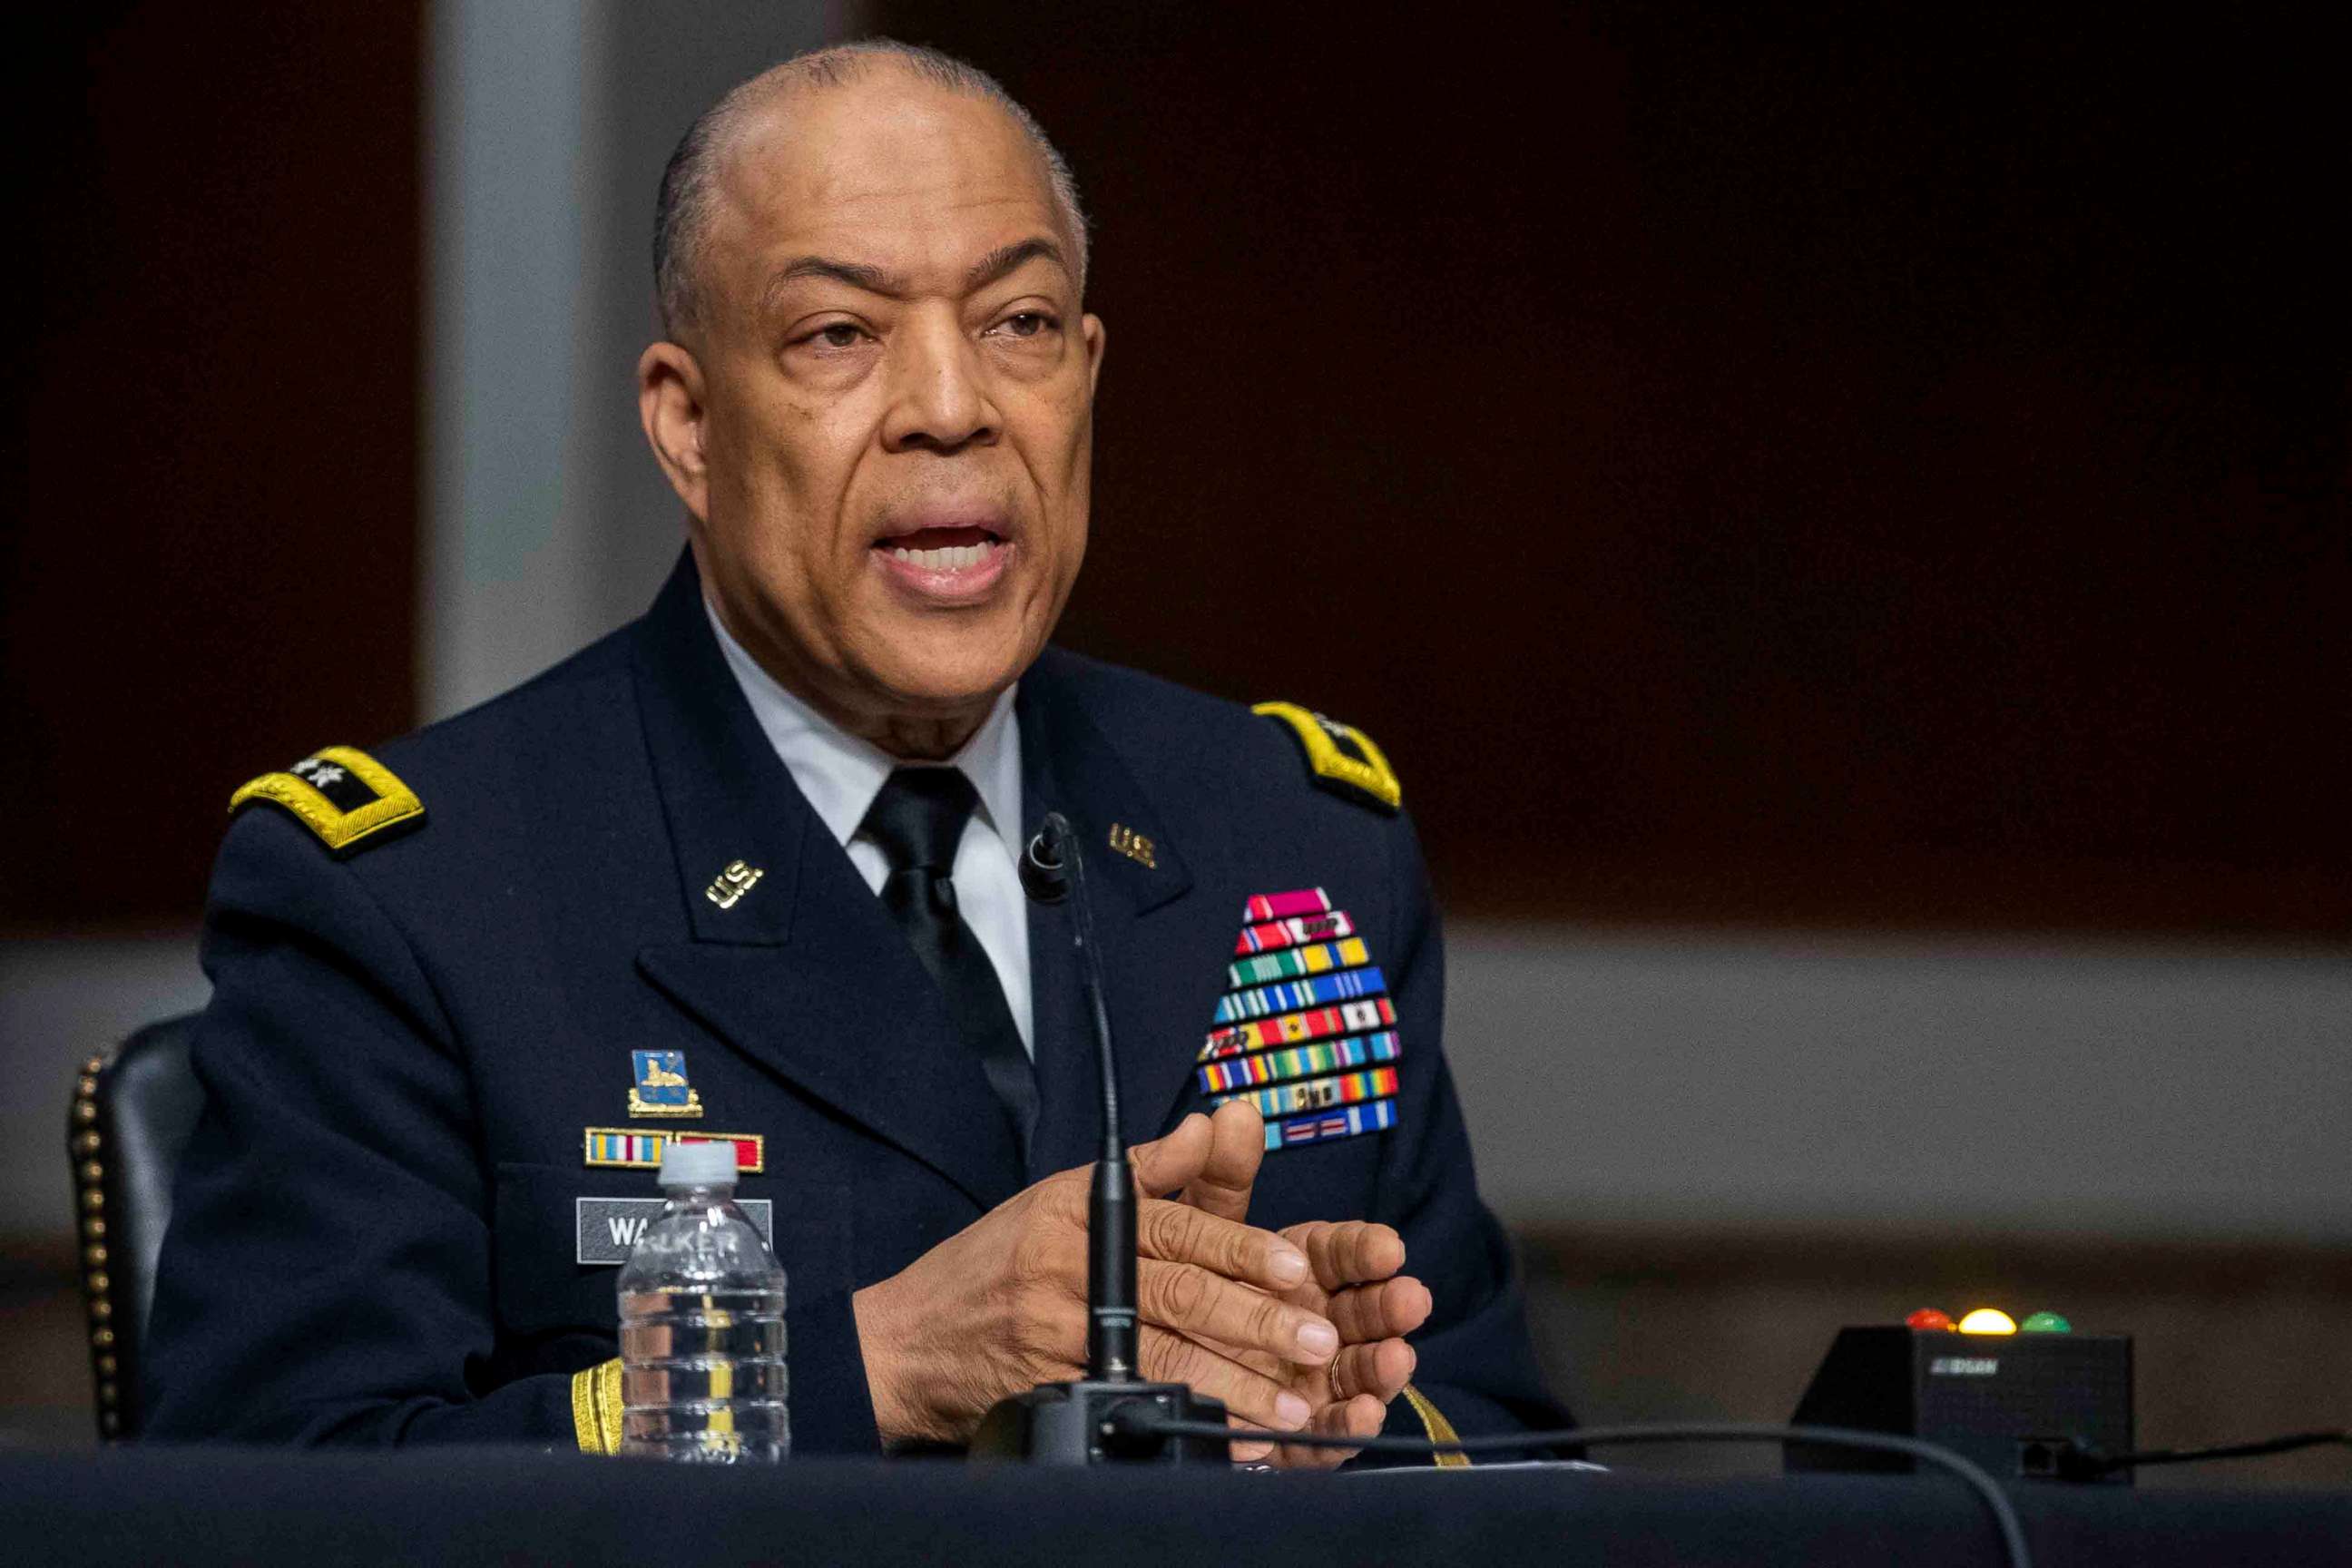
[650, 74, 1104, 735]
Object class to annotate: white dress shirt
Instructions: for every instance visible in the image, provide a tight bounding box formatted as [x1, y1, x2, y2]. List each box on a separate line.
[703, 600, 1034, 1054]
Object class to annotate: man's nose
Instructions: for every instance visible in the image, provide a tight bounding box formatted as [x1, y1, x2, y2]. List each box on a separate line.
[881, 313, 1001, 454]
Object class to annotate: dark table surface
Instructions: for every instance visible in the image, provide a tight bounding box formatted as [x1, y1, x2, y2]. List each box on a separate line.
[4, 1447, 2345, 1567]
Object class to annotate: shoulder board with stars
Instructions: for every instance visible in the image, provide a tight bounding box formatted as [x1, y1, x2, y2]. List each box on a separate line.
[228, 746, 425, 858]
[1251, 701, 1401, 815]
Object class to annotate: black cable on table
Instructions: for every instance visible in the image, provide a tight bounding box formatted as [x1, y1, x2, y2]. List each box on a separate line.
[2057, 1427, 2349, 1479]
[1121, 1414, 2033, 1568]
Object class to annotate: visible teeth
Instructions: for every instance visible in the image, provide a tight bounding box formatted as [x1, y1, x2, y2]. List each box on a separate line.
[889, 539, 996, 572]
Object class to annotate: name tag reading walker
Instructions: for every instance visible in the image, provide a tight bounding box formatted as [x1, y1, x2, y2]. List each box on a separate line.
[574, 1196, 775, 1266]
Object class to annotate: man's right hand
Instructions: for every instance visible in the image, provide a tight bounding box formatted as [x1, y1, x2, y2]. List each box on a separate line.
[849, 1112, 1341, 1446]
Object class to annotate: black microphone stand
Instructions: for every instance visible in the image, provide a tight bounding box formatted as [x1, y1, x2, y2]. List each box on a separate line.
[968, 813, 1230, 1465]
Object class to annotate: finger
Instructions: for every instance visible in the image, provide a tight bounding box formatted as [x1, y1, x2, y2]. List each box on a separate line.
[1275, 1392, 1386, 1470]
[1138, 1258, 1337, 1366]
[1289, 1219, 1406, 1292]
[1139, 1326, 1313, 1436]
[1326, 1275, 1434, 1345]
[1328, 1338, 1416, 1406]
[1181, 1101, 1264, 1223]
[1226, 1409, 1280, 1465]
[1136, 1198, 1308, 1292]
[1127, 1112, 1213, 1197]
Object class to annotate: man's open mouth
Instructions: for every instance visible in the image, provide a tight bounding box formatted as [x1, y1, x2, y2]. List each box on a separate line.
[878, 524, 1005, 573]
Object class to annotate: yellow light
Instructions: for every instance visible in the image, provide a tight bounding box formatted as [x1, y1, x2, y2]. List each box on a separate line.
[1956, 1308, 2017, 1336]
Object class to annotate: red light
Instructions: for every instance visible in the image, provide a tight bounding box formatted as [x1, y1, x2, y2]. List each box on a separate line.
[1906, 1308, 1954, 1331]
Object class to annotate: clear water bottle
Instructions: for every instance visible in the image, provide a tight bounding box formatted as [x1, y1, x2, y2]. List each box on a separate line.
[616, 1141, 789, 1461]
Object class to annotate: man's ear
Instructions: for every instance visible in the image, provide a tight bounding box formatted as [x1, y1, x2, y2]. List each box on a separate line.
[639, 340, 710, 523]
[1082, 313, 1107, 397]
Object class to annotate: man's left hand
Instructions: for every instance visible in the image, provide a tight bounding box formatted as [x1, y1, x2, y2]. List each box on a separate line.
[1173, 1101, 1433, 1466]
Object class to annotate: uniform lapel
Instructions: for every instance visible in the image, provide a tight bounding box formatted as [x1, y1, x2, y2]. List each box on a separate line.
[1018, 653, 1232, 1175]
[627, 555, 1024, 1211]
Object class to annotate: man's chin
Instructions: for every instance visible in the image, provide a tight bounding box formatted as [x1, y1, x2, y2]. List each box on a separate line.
[869, 600, 1047, 683]
[852, 643, 1034, 724]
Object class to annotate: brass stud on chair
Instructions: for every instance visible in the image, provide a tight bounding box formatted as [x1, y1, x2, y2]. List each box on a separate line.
[73, 1052, 122, 1441]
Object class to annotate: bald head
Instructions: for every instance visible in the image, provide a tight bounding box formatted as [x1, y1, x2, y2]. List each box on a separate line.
[654, 40, 1088, 338]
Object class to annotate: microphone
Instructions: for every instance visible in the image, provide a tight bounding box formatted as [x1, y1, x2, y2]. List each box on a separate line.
[1033, 813, 1136, 1379]
[966, 813, 1229, 1465]
[1017, 824, 1069, 906]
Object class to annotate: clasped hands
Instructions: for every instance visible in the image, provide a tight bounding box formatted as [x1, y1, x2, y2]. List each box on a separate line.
[851, 1101, 1430, 1465]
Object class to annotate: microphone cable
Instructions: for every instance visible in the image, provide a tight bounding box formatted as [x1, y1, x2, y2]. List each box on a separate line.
[2052, 1426, 2348, 1480]
[1114, 1413, 2034, 1568]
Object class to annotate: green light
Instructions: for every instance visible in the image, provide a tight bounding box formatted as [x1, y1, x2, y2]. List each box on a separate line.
[2020, 1311, 2072, 1333]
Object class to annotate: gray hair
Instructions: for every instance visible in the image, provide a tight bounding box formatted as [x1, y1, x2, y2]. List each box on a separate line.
[653, 39, 1089, 338]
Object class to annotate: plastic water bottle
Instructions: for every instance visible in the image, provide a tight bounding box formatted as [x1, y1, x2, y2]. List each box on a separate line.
[616, 1141, 789, 1461]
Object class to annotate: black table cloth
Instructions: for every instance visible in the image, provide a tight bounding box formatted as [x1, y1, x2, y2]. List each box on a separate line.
[5, 1448, 2343, 1566]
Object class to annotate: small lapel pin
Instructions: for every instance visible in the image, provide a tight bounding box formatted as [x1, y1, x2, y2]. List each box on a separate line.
[1108, 823, 1158, 868]
[706, 859, 764, 909]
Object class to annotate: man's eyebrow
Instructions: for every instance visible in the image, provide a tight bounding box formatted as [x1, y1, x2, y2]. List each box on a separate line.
[965, 237, 1068, 293]
[761, 255, 911, 308]
[759, 238, 1067, 313]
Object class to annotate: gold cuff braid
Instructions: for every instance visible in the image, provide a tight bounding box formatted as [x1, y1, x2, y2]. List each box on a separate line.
[572, 1359, 623, 1455]
[1400, 1382, 1471, 1469]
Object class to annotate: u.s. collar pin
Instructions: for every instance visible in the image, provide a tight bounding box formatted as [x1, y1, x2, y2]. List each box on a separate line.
[1108, 823, 1158, 868]
[705, 859, 764, 909]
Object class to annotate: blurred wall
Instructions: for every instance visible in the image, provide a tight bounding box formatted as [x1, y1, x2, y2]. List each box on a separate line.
[423, 0, 840, 715]
[1, 0, 840, 1240]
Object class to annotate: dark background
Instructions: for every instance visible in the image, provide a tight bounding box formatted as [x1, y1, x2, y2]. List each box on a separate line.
[6, 4, 2343, 937]
[885, 2, 2347, 935]
[7, 5, 421, 933]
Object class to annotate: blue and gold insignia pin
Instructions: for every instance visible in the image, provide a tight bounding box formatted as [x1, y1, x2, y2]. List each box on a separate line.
[627, 1049, 702, 1119]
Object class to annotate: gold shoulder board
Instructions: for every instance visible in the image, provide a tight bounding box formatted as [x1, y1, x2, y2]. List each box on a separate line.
[228, 745, 425, 858]
[1252, 701, 1402, 815]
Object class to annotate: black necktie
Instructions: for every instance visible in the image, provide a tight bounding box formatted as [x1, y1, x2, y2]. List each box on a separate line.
[860, 768, 1039, 1155]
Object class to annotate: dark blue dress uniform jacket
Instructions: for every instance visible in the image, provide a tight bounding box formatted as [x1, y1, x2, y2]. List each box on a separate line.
[144, 554, 1569, 1457]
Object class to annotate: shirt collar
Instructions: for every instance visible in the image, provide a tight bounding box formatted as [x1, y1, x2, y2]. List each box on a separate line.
[702, 597, 1024, 857]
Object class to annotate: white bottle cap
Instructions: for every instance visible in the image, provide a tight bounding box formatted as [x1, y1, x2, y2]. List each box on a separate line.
[657, 1140, 739, 1189]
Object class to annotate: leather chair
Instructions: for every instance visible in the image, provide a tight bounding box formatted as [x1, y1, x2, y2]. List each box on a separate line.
[65, 1014, 206, 1440]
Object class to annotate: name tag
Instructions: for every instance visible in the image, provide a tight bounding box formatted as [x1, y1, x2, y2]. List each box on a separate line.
[574, 1197, 775, 1266]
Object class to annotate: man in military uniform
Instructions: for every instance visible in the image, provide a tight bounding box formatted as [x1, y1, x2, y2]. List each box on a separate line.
[145, 41, 1567, 1464]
